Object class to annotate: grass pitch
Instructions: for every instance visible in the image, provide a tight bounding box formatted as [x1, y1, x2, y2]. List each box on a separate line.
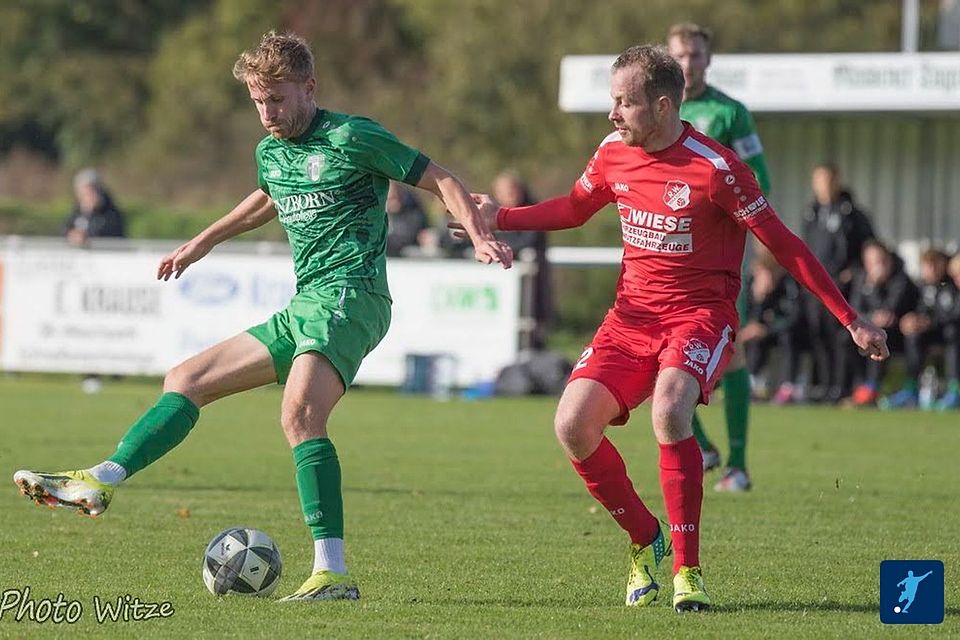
[0, 376, 957, 638]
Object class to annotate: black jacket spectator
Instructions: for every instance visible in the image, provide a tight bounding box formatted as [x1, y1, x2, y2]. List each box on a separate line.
[741, 263, 803, 397]
[385, 183, 429, 257]
[916, 276, 960, 331]
[800, 164, 876, 401]
[62, 169, 126, 244]
[62, 193, 126, 238]
[801, 190, 875, 282]
[845, 245, 918, 400]
[848, 254, 918, 327]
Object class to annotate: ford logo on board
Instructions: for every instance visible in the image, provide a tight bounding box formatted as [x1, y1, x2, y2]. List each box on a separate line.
[179, 272, 239, 305]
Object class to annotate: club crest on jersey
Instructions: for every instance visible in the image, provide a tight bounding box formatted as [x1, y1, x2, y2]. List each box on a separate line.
[682, 338, 711, 365]
[306, 154, 324, 181]
[663, 180, 691, 211]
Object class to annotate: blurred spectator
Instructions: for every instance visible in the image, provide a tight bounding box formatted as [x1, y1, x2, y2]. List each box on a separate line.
[739, 251, 803, 404]
[62, 168, 126, 247]
[385, 181, 431, 257]
[881, 249, 960, 410]
[846, 241, 918, 406]
[440, 171, 553, 349]
[492, 172, 552, 349]
[801, 163, 875, 402]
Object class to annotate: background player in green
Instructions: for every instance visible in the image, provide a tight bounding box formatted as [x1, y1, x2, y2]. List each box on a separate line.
[13, 31, 512, 602]
[668, 23, 772, 492]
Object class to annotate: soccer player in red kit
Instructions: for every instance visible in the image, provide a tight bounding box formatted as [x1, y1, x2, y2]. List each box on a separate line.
[453, 45, 888, 612]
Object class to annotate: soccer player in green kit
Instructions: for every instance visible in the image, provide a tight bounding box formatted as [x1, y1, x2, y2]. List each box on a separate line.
[13, 32, 512, 601]
[668, 23, 772, 492]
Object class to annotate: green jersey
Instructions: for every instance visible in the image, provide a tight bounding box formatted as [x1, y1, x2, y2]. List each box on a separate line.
[256, 109, 430, 297]
[679, 85, 771, 194]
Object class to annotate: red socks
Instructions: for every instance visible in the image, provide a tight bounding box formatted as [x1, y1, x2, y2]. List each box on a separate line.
[658, 436, 703, 572]
[571, 437, 660, 545]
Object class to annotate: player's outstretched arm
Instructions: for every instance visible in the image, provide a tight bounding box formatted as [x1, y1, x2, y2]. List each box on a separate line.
[416, 161, 513, 269]
[157, 189, 276, 281]
[448, 192, 606, 239]
[750, 214, 889, 361]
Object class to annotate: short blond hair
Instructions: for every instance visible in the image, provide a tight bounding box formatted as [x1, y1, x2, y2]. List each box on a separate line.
[668, 22, 713, 50]
[233, 31, 314, 85]
[612, 45, 684, 107]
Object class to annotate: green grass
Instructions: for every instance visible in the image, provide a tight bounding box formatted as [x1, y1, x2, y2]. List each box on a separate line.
[0, 376, 957, 639]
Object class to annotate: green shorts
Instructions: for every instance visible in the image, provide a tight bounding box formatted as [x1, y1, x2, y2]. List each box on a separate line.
[247, 286, 391, 387]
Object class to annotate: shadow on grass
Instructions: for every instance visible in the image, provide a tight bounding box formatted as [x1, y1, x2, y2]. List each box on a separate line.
[416, 597, 960, 617]
[122, 483, 584, 499]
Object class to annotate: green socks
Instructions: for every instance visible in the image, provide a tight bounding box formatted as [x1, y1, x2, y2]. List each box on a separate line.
[108, 392, 199, 478]
[293, 438, 344, 540]
[722, 367, 750, 470]
[691, 366, 751, 470]
[690, 412, 715, 452]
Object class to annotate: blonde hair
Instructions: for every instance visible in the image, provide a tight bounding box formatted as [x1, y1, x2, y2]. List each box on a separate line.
[668, 22, 713, 49]
[233, 31, 314, 85]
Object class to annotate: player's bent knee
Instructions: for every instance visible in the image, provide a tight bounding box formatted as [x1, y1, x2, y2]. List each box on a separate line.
[280, 398, 329, 444]
[553, 412, 602, 460]
[650, 400, 693, 442]
[162, 363, 207, 405]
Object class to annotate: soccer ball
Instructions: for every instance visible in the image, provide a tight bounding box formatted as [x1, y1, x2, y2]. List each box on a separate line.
[202, 527, 282, 597]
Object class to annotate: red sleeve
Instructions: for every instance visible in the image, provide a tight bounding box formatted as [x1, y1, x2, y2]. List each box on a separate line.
[750, 214, 858, 326]
[708, 155, 855, 324]
[497, 194, 603, 231]
[708, 154, 774, 229]
[498, 146, 614, 231]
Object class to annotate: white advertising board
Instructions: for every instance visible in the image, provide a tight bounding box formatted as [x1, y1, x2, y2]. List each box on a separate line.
[560, 52, 960, 113]
[0, 246, 521, 386]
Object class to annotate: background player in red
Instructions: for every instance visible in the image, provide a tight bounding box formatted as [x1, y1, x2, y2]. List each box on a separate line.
[452, 45, 888, 612]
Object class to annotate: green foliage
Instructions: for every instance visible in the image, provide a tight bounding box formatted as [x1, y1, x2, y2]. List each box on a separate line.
[0, 0, 936, 198]
[0, 197, 286, 241]
[0, 0, 210, 164]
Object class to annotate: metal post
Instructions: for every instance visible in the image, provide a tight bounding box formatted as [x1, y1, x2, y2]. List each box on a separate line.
[902, 0, 920, 52]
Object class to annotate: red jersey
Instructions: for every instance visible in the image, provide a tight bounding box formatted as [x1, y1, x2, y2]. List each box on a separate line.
[498, 123, 857, 328]
[572, 123, 770, 322]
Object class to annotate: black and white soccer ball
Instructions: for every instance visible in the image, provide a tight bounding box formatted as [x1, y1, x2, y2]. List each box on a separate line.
[202, 527, 282, 597]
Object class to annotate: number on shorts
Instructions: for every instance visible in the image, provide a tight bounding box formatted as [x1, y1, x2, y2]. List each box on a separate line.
[574, 347, 594, 371]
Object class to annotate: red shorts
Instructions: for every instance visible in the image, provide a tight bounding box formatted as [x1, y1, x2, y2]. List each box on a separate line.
[569, 309, 737, 425]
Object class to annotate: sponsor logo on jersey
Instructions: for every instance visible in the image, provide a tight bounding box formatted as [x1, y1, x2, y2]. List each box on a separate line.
[618, 204, 692, 232]
[614, 182, 629, 192]
[663, 180, 691, 211]
[733, 195, 770, 222]
[306, 154, 324, 181]
[617, 204, 693, 254]
[268, 168, 282, 178]
[275, 191, 338, 226]
[724, 174, 735, 185]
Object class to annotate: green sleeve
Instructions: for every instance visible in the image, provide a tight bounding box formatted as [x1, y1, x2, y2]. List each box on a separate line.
[339, 118, 430, 186]
[255, 144, 270, 195]
[744, 154, 771, 196]
[731, 104, 772, 195]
